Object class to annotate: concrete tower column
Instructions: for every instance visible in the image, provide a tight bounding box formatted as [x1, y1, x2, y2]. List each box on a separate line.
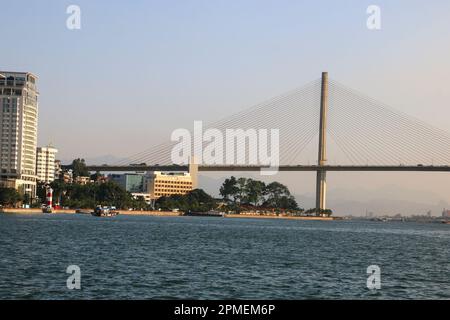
[316, 72, 328, 213]
[189, 156, 199, 189]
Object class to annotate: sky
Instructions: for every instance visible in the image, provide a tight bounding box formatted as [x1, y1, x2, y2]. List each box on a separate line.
[2, 0, 450, 215]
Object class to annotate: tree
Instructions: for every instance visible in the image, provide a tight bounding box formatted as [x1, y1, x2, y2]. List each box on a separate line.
[71, 158, 89, 179]
[23, 193, 31, 206]
[155, 189, 216, 212]
[245, 179, 265, 207]
[132, 195, 149, 210]
[47, 179, 136, 209]
[90, 171, 103, 182]
[49, 180, 67, 207]
[36, 181, 47, 204]
[236, 177, 247, 204]
[185, 189, 216, 212]
[0, 188, 22, 207]
[263, 182, 291, 207]
[219, 176, 239, 203]
[219, 176, 302, 213]
[96, 181, 133, 209]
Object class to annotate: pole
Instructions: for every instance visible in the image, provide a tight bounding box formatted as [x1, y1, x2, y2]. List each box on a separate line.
[316, 72, 328, 214]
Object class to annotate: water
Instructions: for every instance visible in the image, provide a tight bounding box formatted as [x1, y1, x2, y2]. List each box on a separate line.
[0, 213, 449, 299]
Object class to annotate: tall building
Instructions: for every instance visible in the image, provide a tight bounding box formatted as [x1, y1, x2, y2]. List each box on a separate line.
[146, 171, 193, 199]
[54, 160, 62, 180]
[0, 71, 39, 198]
[36, 144, 58, 183]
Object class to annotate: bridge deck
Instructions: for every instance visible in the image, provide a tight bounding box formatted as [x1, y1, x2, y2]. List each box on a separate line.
[67, 165, 450, 172]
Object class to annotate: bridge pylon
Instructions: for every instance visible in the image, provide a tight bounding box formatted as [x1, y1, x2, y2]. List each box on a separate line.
[316, 72, 328, 213]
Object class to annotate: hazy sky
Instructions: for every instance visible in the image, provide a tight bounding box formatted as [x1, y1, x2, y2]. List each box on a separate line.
[2, 0, 450, 214]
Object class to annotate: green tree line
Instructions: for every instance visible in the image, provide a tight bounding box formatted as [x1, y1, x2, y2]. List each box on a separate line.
[0, 188, 22, 207]
[40, 180, 148, 210]
[220, 176, 300, 213]
[155, 189, 216, 212]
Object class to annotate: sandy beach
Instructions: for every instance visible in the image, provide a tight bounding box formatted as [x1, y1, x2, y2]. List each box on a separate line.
[0, 208, 336, 220]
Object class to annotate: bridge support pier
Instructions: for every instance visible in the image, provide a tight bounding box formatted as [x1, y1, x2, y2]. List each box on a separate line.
[316, 170, 326, 212]
[316, 72, 328, 214]
[189, 156, 199, 189]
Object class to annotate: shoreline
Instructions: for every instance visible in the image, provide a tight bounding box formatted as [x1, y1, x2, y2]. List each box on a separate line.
[225, 214, 334, 221]
[0, 208, 335, 221]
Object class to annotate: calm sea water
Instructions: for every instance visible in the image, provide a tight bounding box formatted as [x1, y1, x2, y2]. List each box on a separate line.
[0, 213, 449, 299]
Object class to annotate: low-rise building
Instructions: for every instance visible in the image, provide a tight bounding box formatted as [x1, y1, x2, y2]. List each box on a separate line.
[60, 170, 73, 184]
[146, 171, 193, 199]
[74, 176, 91, 185]
[109, 173, 145, 193]
[131, 192, 152, 204]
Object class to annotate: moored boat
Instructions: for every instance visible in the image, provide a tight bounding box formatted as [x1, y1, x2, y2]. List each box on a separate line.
[184, 210, 224, 217]
[42, 206, 53, 213]
[91, 206, 119, 217]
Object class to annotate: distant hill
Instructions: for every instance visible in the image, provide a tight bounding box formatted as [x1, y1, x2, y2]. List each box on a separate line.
[60, 155, 126, 166]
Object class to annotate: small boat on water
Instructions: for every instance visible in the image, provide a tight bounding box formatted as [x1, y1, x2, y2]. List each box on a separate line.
[42, 206, 53, 213]
[91, 206, 119, 217]
[75, 209, 91, 214]
[184, 210, 224, 217]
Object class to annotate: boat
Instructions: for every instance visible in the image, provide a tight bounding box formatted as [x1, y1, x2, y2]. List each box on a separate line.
[75, 209, 91, 214]
[91, 206, 119, 217]
[184, 210, 224, 217]
[42, 206, 53, 213]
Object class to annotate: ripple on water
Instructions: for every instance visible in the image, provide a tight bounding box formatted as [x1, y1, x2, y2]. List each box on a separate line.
[0, 214, 449, 299]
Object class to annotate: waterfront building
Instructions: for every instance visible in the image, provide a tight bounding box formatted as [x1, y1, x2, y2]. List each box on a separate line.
[109, 173, 145, 193]
[74, 176, 91, 185]
[54, 160, 62, 179]
[36, 144, 58, 183]
[0, 71, 39, 199]
[60, 170, 73, 184]
[131, 192, 152, 204]
[442, 209, 450, 218]
[146, 171, 193, 199]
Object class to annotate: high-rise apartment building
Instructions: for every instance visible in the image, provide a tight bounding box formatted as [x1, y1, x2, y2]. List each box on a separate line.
[0, 71, 39, 198]
[36, 144, 58, 183]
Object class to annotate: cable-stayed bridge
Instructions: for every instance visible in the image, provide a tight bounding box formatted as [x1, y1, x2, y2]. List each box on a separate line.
[75, 72, 450, 212]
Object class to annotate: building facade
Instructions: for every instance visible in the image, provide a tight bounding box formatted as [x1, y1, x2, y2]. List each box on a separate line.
[146, 171, 193, 199]
[54, 160, 62, 180]
[36, 145, 58, 183]
[74, 176, 91, 185]
[109, 173, 145, 193]
[0, 71, 39, 198]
